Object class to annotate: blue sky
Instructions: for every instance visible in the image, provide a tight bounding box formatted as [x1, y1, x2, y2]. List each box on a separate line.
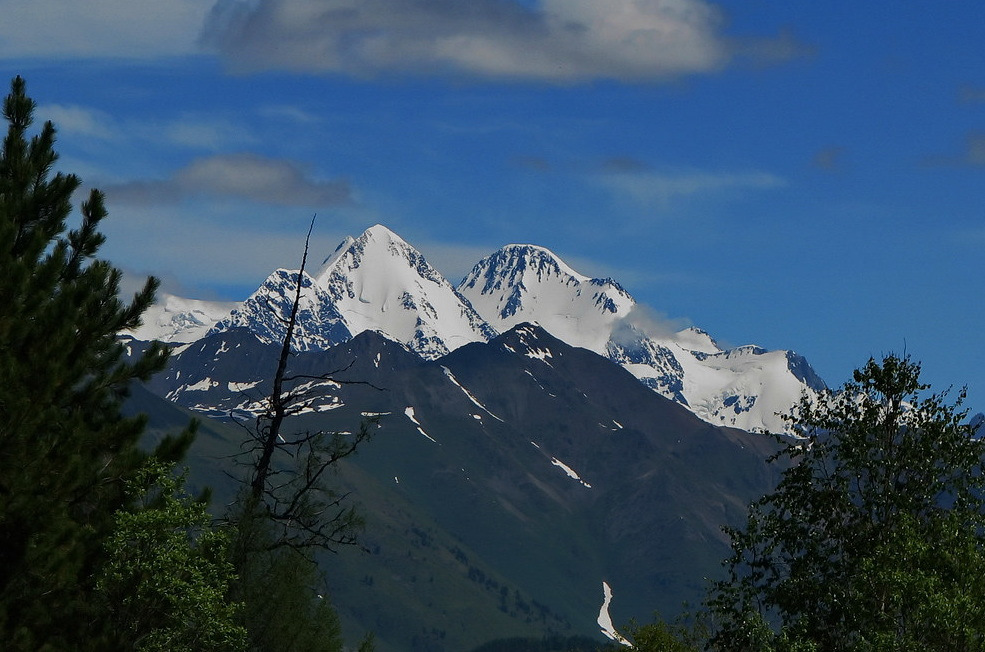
[4, 0, 985, 411]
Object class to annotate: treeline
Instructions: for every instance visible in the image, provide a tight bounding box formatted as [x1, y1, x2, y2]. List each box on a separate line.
[0, 76, 370, 651]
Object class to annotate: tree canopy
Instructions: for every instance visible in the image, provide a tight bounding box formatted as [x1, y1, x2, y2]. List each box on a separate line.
[0, 75, 194, 648]
[707, 354, 985, 651]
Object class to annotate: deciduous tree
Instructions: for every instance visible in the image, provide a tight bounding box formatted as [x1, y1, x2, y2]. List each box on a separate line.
[96, 461, 246, 651]
[708, 354, 985, 651]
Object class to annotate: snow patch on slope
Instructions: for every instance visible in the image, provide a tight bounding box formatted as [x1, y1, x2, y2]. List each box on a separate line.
[598, 582, 631, 646]
[551, 457, 592, 489]
[405, 406, 438, 443]
[441, 366, 504, 421]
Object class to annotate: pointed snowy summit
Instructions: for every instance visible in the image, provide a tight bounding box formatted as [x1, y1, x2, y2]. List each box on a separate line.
[313, 224, 496, 359]
[458, 244, 634, 353]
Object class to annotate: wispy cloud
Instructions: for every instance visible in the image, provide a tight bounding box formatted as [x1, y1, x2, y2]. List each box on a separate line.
[203, 0, 804, 83]
[597, 164, 785, 204]
[39, 104, 117, 140]
[0, 0, 209, 59]
[38, 103, 255, 152]
[959, 85, 985, 104]
[104, 154, 351, 207]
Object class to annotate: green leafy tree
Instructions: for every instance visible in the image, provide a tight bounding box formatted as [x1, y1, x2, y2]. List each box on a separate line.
[617, 614, 709, 652]
[96, 461, 246, 651]
[0, 76, 191, 648]
[708, 354, 985, 651]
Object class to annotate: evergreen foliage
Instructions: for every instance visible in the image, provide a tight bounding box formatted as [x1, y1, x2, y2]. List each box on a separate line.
[0, 75, 192, 648]
[707, 354, 985, 650]
[226, 495, 348, 652]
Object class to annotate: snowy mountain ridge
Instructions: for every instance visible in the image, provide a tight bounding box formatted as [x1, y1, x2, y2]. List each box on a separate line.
[457, 244, 635, 354]
[131, 224, 824, 432]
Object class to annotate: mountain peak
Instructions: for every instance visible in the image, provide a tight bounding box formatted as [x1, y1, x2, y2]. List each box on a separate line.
[311, 226, 495, 359]
[363, 223, 401, 241]
[496, 244, 590, 283]
[458, 244, 634, 353]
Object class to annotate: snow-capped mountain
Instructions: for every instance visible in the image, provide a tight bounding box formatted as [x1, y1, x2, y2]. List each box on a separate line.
[609, 333, 825, 433]
[126, 293, 237, 344]
[133, 224, 823, 432]
[459, 243, 825, 433]
[457, 244, 634, 353]
[210, 268, 351, 352]
[311, 224, 496, 359]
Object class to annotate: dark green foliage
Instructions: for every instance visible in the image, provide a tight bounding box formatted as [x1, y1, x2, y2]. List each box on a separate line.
[227, 495, 348, 651]
[0, 75, 191, 648]
[708, 354, 985, 650]
[469, 634, 608, 651]
[96, 461, 246, 651]
[614, 613, 710, 652]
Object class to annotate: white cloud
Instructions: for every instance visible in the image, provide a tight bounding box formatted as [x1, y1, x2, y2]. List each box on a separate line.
[0, 0, 210, 59]
[37, 104, 116, 140]
[610, 303, 690, 345]
[104, 153, 351, 207]
[203, 0, 800, 82]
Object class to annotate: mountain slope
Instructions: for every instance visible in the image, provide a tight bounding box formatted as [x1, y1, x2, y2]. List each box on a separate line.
[148, 322, 781, 650]
[210, 268, 351, 352]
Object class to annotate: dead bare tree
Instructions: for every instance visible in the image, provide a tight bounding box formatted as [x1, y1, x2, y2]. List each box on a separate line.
[239, 215, 374, 552]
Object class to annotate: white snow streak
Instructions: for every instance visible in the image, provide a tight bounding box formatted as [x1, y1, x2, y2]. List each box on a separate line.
[598, 582, 631, 646]
[184, 377, 216, 392]
[404, 406, 438, 443]
[440, 366, 504, 422]
[551, 457, 592, 488]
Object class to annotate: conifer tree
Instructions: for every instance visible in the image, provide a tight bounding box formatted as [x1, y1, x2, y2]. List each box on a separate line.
[0, 75, 191, 648]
